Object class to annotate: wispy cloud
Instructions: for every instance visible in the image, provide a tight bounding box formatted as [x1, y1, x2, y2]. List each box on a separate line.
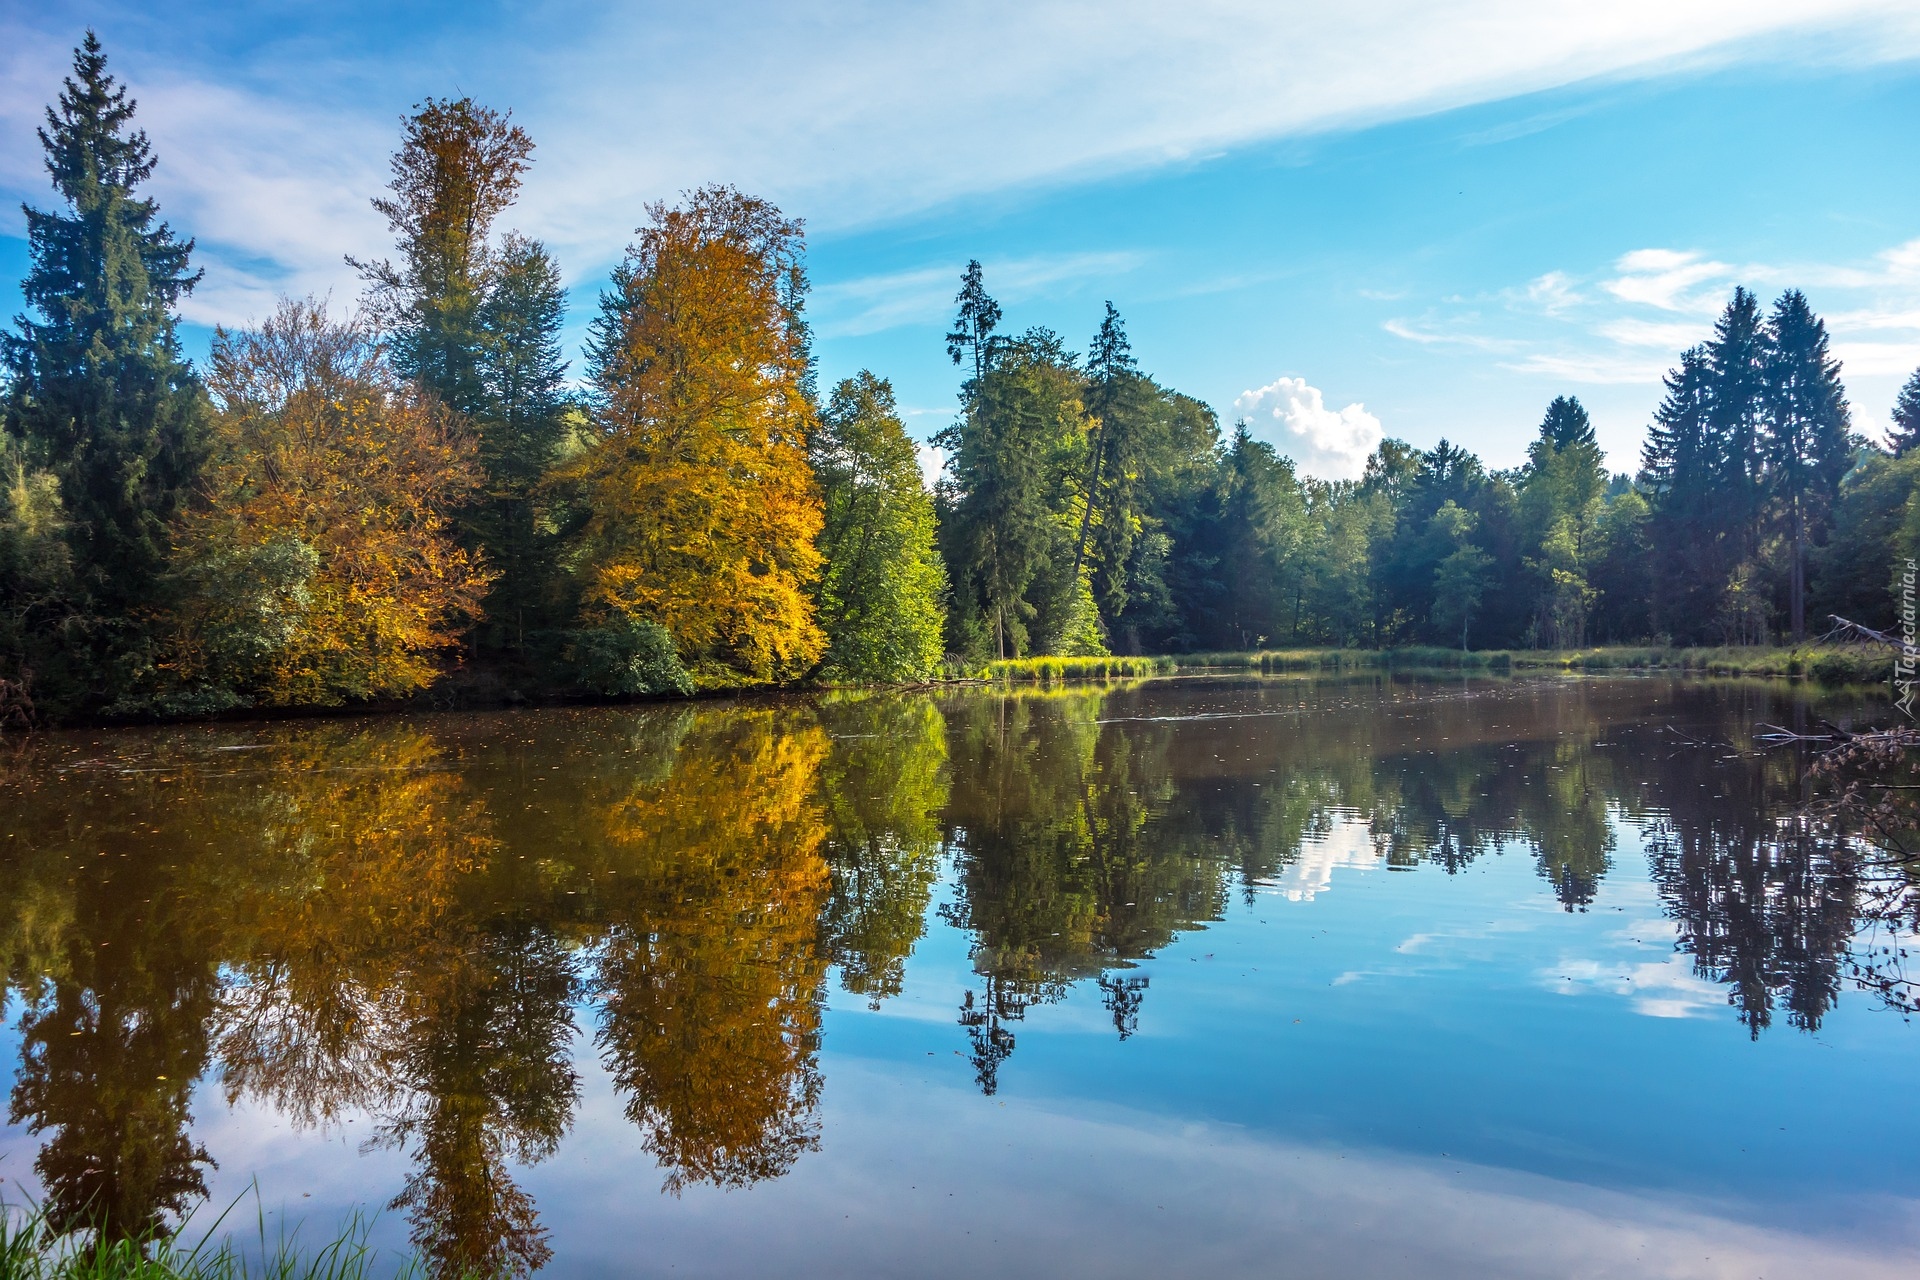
[6, 1, 1920, 330]
[812, 251, 1144, 337]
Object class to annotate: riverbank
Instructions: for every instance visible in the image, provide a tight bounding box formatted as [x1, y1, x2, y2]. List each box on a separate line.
[985, 644, 1891, 686]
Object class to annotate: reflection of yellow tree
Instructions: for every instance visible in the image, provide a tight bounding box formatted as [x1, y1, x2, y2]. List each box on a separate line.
[593, 709, 831, 1192]
[206, 725, 573, 1279]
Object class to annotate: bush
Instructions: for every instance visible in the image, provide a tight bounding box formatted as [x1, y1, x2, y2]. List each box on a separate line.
[566, 616, 694, 697]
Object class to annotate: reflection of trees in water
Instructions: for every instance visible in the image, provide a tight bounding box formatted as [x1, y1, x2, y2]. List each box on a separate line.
[937, 688, 1220, 1091]
[1634, 719, 1920, 1037]
[592, 708, 832, 1193]
[0, 747, 221, 1242]
[5, 678, 1919, 1264]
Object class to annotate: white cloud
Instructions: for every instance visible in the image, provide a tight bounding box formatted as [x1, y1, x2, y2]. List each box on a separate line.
[1601, 248, 1740, 312]
[812, 251, 1144, 338]
[1234, 375, 1384, 481]
[1520, 270, 1583, 314]
[6, 2, 1920, 330]
[915, 440, 946, 490]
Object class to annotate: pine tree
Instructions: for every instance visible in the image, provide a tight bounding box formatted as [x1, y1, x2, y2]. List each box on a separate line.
[1640, 346, 1722, 641]
[1762, 289, 1852, 640]
[1703, 287, 1769, 564]
[1, 32, 208, 698]
[943, 260, 1002, 384]
[1890, 366, 1920, 456]
[1538, 394, 1598, 453]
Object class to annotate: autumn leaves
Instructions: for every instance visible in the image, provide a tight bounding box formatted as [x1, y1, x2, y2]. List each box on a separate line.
[2, 39, 946, 720]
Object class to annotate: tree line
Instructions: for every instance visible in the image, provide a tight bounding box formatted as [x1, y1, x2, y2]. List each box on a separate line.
[6, 35, 1919, 721]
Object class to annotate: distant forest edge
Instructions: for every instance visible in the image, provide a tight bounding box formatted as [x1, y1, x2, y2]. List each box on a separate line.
[4, 36, 1917, 725]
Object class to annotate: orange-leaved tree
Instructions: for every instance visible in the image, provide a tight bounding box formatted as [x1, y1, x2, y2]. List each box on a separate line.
[169, 298, 492, 706]
[567, 186, 824, 687]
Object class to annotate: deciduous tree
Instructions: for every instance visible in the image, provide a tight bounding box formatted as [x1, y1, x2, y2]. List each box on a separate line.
[569, 187, 824, 686]
[169, 299, 491, 707]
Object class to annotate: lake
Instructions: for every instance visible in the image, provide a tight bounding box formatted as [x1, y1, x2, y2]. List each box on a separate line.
[2, 673, 1916, 1279]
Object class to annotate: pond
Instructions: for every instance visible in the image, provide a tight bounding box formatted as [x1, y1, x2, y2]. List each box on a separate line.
[1, 674, 1916, 1278]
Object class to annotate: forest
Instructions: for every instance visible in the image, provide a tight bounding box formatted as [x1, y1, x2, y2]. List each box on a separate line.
[5, 35, 1919, 722]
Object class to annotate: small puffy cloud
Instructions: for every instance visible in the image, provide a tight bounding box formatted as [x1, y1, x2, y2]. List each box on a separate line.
[1233, 376, 1382, 481]
[915, 440, 946, 490]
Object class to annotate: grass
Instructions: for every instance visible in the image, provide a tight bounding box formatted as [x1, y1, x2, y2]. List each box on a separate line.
[1506, 643, 1888, 684]
[0, 1199, 420, 1280]
[984, 655, 1176, 683]
[983, 643, 1890, 686]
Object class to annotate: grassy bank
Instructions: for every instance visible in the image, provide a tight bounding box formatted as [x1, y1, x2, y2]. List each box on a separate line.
[984, 655, 1177, 683]
[1506, 643, 1887, 684]
[985, 644, 1891, 686]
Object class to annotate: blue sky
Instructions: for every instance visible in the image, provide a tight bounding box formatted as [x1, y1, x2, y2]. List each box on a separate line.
[4, 1, 1919, 478]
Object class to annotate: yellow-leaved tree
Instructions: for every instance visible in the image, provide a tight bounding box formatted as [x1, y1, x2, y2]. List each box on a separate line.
[168, 298, 492, 707]
[567, 186, 824, 687]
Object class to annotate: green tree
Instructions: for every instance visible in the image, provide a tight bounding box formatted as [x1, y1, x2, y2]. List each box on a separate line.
[937, 305, 1085, 659]
[1428, 501, 1491, 650]
[354, 99, 569, 663]
[1, 32, 209, 705]
[1640, 346, 1726, 641]
[1890, 366, 1920, 456]
[811, 372, 947, 681]
[1762, 290, 1853, 640]
[472, 234, 572, 654]
[1705, 287, 1770, 566]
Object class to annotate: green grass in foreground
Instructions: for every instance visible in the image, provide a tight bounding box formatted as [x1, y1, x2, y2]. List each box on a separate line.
[0, 1202, 418, 1280]
[985, 644, 1891, 685]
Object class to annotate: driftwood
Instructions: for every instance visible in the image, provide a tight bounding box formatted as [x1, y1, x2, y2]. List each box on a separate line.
[1821, 615, 1904, 648]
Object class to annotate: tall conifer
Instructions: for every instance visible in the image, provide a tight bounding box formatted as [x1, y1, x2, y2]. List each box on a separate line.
[1703, 287, 1769, 564]
[2, 32, 208, 699]
[1640, 346, 1722, 640]
[1762, 289, 1852, 640]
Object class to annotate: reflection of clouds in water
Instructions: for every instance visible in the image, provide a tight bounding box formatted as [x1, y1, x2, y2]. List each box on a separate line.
[532, 1063, 1920, 1280]
[1264, 812, 1380, 903]
[1543, 912, 1725, 1019]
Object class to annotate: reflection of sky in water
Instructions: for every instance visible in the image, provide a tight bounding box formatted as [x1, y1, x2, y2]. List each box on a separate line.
[2, 676, 1918, 1277]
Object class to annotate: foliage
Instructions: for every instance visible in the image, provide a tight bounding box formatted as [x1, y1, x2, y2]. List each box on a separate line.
[811, 373, 946, 681]
[0, 33, 210, 710]
[164, 300, 491, 707]
[567, 187, 824, 687]
[354, 100, 572, 662]
[563, 614, 693, 697]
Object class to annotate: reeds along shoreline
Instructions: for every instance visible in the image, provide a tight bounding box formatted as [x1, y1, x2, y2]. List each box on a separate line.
[0, 1201, 423, 1280]
[983, 645, 1891, 685]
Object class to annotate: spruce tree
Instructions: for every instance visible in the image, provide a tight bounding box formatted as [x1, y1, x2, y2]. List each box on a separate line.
[472, 233, 571, 653]
[1762, 289, 1852, 640]
[1891, 366, 1920, 456]
[1703, 287, 1769, 564]
[356, 99, 568, 662]
[1, 32, 208, 699]
[1640, 346, 1722, 641]
[1538, 394, 1598, 452]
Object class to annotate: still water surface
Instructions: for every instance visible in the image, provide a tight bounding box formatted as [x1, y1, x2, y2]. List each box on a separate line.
[1, 674, 1917, 1278]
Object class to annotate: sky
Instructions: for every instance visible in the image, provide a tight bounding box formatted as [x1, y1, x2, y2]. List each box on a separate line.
[3, 1, 1919, 480]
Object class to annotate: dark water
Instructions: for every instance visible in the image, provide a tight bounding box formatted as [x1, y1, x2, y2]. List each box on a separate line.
[2, 675, 1917, 1279]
